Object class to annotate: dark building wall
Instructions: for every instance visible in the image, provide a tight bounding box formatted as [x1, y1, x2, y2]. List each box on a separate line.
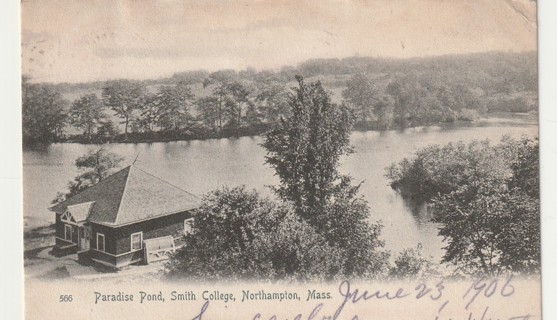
[89, 247, 144, 268]
[113, 211, 192, 255]
[89, 210, 192, 256]
[90, 223, 118, 255]
[55, 213, 63, 239]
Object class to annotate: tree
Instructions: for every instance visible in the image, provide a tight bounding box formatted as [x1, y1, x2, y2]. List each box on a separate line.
[134, 93, 159, 133]
[155, 81, 194, 132]
[197, 96, 221, 131]
[262, 76, 353, 221]
[342, 74, 376, 123]
[68, 94, 105, 141]
[202, 71, 236, 132]
[387, 137, 540, 274]
[22, 77, 68, 144]
[165, 186, 343, 280]
[431, 183, 539, 275]
[262, 76, 388, 276]
[227, 81, 252, 127]
[52, 148, 124, 204]
[373, 97, 394, 129]
[102, 80, 146, 140]
[95, 120, 119, 143]
[389, 244, 439, 279]
[254, 79, 290, 123]
[202, 72, 255, 130]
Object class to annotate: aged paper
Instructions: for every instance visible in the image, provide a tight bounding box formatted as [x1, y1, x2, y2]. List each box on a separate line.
[21, 1, 542, 319]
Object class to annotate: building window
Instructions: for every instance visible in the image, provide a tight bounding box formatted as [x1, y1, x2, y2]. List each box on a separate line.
[97, 233, 105, 252]
[184, 218, 194, 235]
[64, 224, 72, 241]
[131, 232, 143, 251]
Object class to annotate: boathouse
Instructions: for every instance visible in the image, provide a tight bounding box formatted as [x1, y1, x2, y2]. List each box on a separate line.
[49, 165, 200, 268]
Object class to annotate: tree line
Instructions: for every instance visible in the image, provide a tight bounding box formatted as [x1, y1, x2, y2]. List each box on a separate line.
[22, 72, 292, 144]
[23, 51, 537, 145]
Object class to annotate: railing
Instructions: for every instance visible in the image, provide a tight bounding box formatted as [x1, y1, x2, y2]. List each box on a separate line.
[143, 235, 175, 264]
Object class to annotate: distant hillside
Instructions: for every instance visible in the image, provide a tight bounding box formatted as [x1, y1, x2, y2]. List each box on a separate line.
[37, 51, 537, 99]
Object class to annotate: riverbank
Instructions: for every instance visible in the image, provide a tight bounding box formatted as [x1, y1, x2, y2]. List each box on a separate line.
[24, 112, 537, 147]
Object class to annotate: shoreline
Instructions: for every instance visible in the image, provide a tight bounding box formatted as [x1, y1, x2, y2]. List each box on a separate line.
[23, 112, 538, 148]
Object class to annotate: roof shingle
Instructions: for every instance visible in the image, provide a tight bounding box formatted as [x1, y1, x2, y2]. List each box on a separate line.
[50, 166, 200, 226]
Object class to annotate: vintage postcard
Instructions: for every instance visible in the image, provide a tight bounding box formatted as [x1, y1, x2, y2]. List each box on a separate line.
[21, 0, 541, 319]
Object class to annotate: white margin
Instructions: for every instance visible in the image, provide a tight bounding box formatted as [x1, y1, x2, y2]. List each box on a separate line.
[539, 0, 557, 318]
[0, 0, 23, 319]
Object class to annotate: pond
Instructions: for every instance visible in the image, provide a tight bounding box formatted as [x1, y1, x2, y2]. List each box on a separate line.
[23, 114, 537, 260]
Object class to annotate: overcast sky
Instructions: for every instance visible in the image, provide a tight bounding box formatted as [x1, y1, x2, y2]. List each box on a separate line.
[21, 0, 537, 84]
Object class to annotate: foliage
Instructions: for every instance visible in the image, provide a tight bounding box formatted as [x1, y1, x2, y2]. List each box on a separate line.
[342, 73, 377, 123]
[165, 186, 344, 281]
[254, 78, 291, 123]
[26, 52, 537, 144]
[197, 96, 222, 131]
[95, 120, 119, 143]
[262, 76, 353, 221]
[262, 76, 389, 277]
[102, 80, 147, 139]
[201, 72, 258, 131]
[22, 76, 68, 144]
[389, 244, 439, 279]
[386, 139, 512, 203]
[431, 185, 539, 275]
[52, 148, 124, 204]
[155, 81, 194, 132]
[68, 94, 105, 141]
[386, 137, 540, 274]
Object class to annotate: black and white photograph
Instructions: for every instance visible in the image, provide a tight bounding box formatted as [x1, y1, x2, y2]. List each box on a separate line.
[17, 0, 547, 319]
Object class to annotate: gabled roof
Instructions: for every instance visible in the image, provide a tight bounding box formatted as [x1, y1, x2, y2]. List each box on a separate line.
[66, 201, 95, 222]
[50, 165, 200, 227]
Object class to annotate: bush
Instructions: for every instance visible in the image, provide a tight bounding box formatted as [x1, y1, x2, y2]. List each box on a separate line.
[457, 108, 480, 121]
[165, 186, 345, 281]
[389, 244, 439, 279]
[387, 137, 540, 275]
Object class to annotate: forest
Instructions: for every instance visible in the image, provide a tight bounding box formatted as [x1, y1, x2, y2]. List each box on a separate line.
[22, 51, 537, 145]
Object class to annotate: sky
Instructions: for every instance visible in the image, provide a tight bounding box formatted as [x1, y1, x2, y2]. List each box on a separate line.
[21, 0, 537, 84]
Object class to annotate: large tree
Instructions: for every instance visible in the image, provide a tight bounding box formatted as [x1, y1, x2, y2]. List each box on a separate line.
[52, 148, 124, 204]
[262, 76, 388, 276]
[196, 96, 221, 131]
[134, 93, 159, 133]
[226, 81, 251, 127]
[155, 81, 194, 132]
[202, 71, 254, 130]
[254, 79, 290, 123]
[22, 77, 68, 144]
[68, 94, 105, 142]
[342, 73, 376, 123]
[262, 76, 353, 221]
[201, 74, 232, 132]
[102, 80, 146, 140]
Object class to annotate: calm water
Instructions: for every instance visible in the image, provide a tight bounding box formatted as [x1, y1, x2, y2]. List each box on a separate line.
[23, 115, 537, 259]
